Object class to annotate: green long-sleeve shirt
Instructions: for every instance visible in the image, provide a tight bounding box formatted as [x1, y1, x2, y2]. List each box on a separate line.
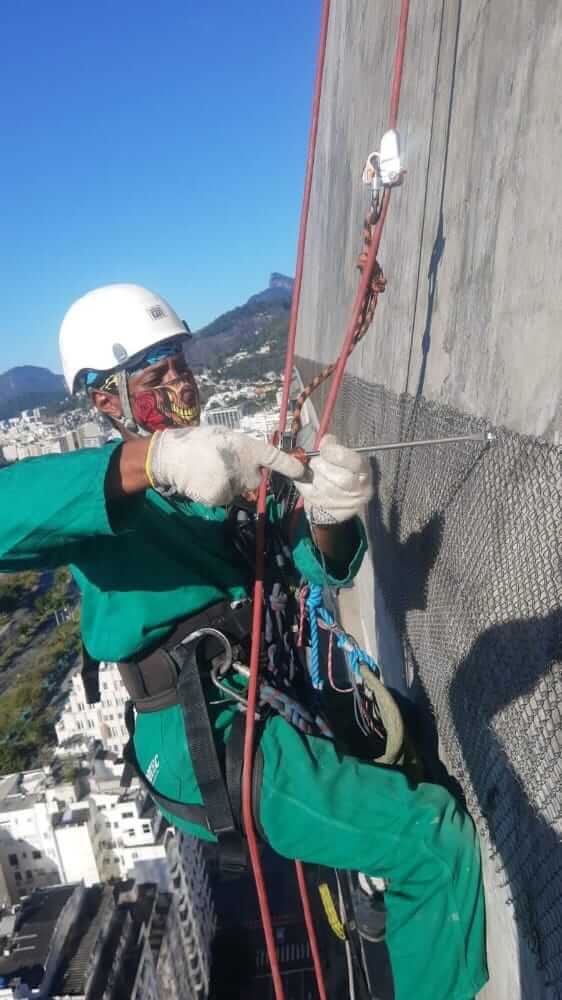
[0, 443, 366, 662]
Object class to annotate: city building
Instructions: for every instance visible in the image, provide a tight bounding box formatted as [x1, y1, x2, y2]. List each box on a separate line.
[0, 411, 108, 465]
[55, 662, 129, 757]
[156, 830, 216, 1000]
[0, 753, 166, 902]
[0, 882, 169, 999]
[0, 772, 65, 905]
[87, 788, 166, 884]
[0, 832, 216, 999]
[203, 404, 244, 430]
[239, 409, 281, 441]
[0, 883, 81, 998]
[51, 807, 99, 886]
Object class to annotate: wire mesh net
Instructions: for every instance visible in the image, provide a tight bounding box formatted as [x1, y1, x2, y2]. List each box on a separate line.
[297, 361, 562, 989]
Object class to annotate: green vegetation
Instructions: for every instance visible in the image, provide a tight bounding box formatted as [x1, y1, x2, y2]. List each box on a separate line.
[244, 389, 279, 413]
[209, 316, 289, 382]
[59, 760, 78, 784]
[0, 567, 81, 772]
[0, 568, 75, 673]
[0, 571, 41, 613]
[0, 617, 80, 773]
[34, 568, 73, 619]
[198, 296, 289, 341]
[46, 394, 90, 417]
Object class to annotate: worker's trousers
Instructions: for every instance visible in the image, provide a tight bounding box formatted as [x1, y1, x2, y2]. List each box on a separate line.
[258, 715, 488, 1000]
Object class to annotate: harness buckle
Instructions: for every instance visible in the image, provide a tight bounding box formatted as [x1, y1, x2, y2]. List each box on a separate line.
[181, 626, 253, 712]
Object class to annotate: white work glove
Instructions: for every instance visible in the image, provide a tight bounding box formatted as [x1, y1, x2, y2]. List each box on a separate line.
[294, 434, 373, 524]
[148, 426, 305, 506]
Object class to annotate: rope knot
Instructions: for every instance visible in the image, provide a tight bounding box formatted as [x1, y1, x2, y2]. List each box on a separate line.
[371, 263, 386, 295]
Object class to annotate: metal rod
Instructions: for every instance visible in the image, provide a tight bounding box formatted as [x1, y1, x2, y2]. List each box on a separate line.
[305, 431, 494, 458]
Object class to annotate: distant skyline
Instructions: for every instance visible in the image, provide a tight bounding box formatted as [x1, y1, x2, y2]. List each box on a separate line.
[0, 1, 321, 372]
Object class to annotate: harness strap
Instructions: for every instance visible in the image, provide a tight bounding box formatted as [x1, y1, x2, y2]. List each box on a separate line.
[118, 598, 253, 709]
[122, 701, 208, 828]
[81, 644, 101, 705]
[173, 640, 248, 874]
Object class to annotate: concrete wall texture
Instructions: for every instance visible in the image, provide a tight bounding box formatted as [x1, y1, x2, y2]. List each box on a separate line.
[294, 2, 562, 998]
[297, 0, 561, 439]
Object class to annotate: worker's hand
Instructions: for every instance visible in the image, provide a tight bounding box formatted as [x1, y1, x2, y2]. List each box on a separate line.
[294, 434, 373, 524]
[148, 426, 305, 506]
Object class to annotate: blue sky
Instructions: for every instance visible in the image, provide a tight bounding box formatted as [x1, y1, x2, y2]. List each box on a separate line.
[0, 1, 320, 372]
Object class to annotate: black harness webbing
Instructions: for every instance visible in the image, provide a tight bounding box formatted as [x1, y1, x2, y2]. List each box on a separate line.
[119, 598, 253, 709]
[123, 701, 208, 829]
[120, 606, 258, 875]
[174, 638, 248, 873]
[117, 502, 306, 873]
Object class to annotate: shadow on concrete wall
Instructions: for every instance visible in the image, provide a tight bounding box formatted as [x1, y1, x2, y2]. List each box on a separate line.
[366, 455, 562, 995]
[449, 611, 562, 995]
[366, 462, 469, 804]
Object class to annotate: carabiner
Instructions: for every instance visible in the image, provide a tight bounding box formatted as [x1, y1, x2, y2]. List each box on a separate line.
[180, 626, 233, 675]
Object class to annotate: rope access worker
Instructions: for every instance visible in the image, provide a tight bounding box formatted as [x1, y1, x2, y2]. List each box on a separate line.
[0, 284, 487, 1000]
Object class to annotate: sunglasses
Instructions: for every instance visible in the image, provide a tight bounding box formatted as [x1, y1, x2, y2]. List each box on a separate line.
[85, 340, 186, 390]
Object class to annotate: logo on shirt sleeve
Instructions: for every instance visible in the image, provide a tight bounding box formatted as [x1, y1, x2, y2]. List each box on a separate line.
[146, 754, 160, 784]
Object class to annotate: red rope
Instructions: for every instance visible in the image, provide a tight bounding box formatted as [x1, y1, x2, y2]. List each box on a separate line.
[295, 860, 328, 1000]
[389, 0, 410, 130]
[278, 0, 333, 437]
[316, 189, 391, 442]
[241, 478, 286, 999]
[317, 0, 410, 442]
[242, 4, 411, 999]
[241, 6, 333, 999]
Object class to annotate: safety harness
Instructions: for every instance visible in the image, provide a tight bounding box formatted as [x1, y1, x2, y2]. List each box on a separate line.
[115, 495, 326, 875]
[119, 596, 262, 874]
[83, 491, 397, 876]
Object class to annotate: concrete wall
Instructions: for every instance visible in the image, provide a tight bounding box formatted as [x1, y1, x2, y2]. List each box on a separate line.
[295, 2, 562, 998]
[297, 0, 561, 439]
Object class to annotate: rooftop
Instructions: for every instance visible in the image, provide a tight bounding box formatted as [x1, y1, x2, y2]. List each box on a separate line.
[0, 792, 42, 814]
[0, 885, 77, 988]
[52, 807, 91, 829]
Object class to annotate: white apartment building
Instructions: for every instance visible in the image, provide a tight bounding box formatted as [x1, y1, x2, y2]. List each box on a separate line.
[51, 806, 100, 886]
[55, 661, 129, 757]
[156, 830, 216, 1000]
[204, 404, 244, 429]
[88, 789, 166, 884]
[51, 754, 167, 885]
[0, 772, 65, 904]
[76, 420, 107, 449]
[0, 755, 166, 902]
[239, 408, 281, 440]
[0, 415, 107, 465]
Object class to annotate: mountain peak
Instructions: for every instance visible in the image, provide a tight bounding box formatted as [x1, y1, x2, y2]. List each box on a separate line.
[269, 273, 294, 291]
[0, 367, 66, 421]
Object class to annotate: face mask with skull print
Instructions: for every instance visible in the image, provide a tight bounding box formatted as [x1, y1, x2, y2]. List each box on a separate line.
[130, 368, 201, 432]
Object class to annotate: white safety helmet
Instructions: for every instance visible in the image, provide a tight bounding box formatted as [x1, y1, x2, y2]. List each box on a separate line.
[59, 283, 191, 394]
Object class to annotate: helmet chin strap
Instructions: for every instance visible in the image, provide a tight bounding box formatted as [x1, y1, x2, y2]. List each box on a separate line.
[115, 369, 150, 437]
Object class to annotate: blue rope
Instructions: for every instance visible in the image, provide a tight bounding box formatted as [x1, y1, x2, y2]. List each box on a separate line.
[305, 583, 380, 690]
[306, 585, 323, 689]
